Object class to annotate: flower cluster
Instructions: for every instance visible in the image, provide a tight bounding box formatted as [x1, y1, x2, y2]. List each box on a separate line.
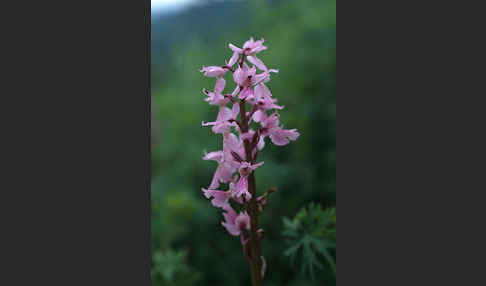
[200, 37, 299, 253]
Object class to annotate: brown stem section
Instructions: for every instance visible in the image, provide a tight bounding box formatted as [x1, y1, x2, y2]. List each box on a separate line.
[247, 172, 261, 286]
[239, 53, 246, 68]
[239, 99, 262, 286]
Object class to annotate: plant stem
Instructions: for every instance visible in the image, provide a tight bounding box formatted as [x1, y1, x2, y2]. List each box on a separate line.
[248, 172, 262, 286]
[239, 99, 262, 286]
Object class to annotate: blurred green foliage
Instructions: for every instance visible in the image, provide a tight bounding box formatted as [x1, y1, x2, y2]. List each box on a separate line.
[151, 249, 202, 286]
[283, 203, 336, 280]
[151, 0, 335, 285]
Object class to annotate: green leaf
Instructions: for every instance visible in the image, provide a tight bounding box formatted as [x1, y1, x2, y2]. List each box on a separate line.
[282, 203, 336, 279]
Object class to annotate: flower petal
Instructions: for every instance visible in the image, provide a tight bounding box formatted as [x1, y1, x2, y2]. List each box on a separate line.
[202, 188, 230, 208]
[235, 212, 250, 231]
[229, 43, 243, 54]
[247, 55, 267, 71]
[214, 78, 226, 94]
[227, 51, 239, 66]
[203, 150, 223, 162]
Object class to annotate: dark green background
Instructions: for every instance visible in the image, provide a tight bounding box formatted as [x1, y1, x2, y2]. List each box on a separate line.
[151, 0, 335, 285]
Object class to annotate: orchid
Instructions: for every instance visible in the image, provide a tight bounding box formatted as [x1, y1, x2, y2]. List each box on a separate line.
[202, 78, 228, 106]
[200, 66, 228, 77]
[200, 37, 300, 286]
[221, 204, 250, 236]
[229, 37, 267, 55]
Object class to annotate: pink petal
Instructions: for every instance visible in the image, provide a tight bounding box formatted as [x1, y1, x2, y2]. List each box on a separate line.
[217, 162, 234, 183]
[262, 113, 280, 129]
[231, 86, 240, 97]
[222, 221, 240, 236]
[217, 106, 233, 121]
[202, 120, 215, 126]
[224, 133, 241, 151]
[250, 161, 264, 171]
[214, 78, 226, 94]
[254, 37, 264, 45]
[234, 176, 251, 200]
[269, 128, 300, 146]
[271, 102, 285, 110]
[238, 86, 252, 100]
[257, 136, 265, 150]
[223, 133, 246, 166]
[269, 134, 289, 146]
[235, 212, 250, 231]
[250, 45, 267, 54]
[284, 129, 300, 140]
[203, 150, 223, 162]
[209, 169, 220, 189]
[227, 51, 239, 66]
[248, 65, 257, 78]
[253, 69, 278, 85]
[211, 121, 232, 134]
[233, 67, 246, 86]
[252, 110, 267, 123]
[202, 188, 230, 208]
[256, 83, 272, 99]
[247, 55, 267, 71]
[211, 192, 230, 207]
[223, 204, 237, 222]
[229, 43, 243, 54]
[253, 71, 269, 84]
[200, 66, 227, 77]
[231, 103, 240, 118]
[243, 37, 254, 49]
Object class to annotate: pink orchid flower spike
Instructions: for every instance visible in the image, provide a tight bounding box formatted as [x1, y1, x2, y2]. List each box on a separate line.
[200, 37, 300, 286]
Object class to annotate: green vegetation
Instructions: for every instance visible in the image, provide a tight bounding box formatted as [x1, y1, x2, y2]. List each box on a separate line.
[283, 203, 336, 280]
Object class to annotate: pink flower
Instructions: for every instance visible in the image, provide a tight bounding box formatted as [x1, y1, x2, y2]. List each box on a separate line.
[229, 37, 267, 55]
[233, 62, 278, 90]
[200, 37, 300, 244]
[228, 176, 245, 204]
[233, 175, 250, 200]
[243, 37, 267, 54]
[269, 128, 300, 146]
[202, 104, 239, 134]
[209, 163, 234, 189]
[238, 86, 254, 100]
[232, 161, 264, 200]
[252, 110, 267, 123]
[221, 204, 250, 236]
[252, 83, 284, 110]
[258, 137, 265, 150]
[259, 113, 300, 146]
[252, 69, 279, 85]
[223, 132, 245, 168]
[228, 43, 243, 54]
[234, 63, 256, 87]
[203, 151, 234, 189]
[202, 188, 231, 208]
[203, 78, 228, 106]
[240, 129, 265, 151]
[238, 161, 264, 177]
[200, 66, 228, 78]
[203, 150, 223, 162]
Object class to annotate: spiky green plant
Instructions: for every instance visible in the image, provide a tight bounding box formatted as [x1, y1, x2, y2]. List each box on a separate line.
[283, 203, 336, 279]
